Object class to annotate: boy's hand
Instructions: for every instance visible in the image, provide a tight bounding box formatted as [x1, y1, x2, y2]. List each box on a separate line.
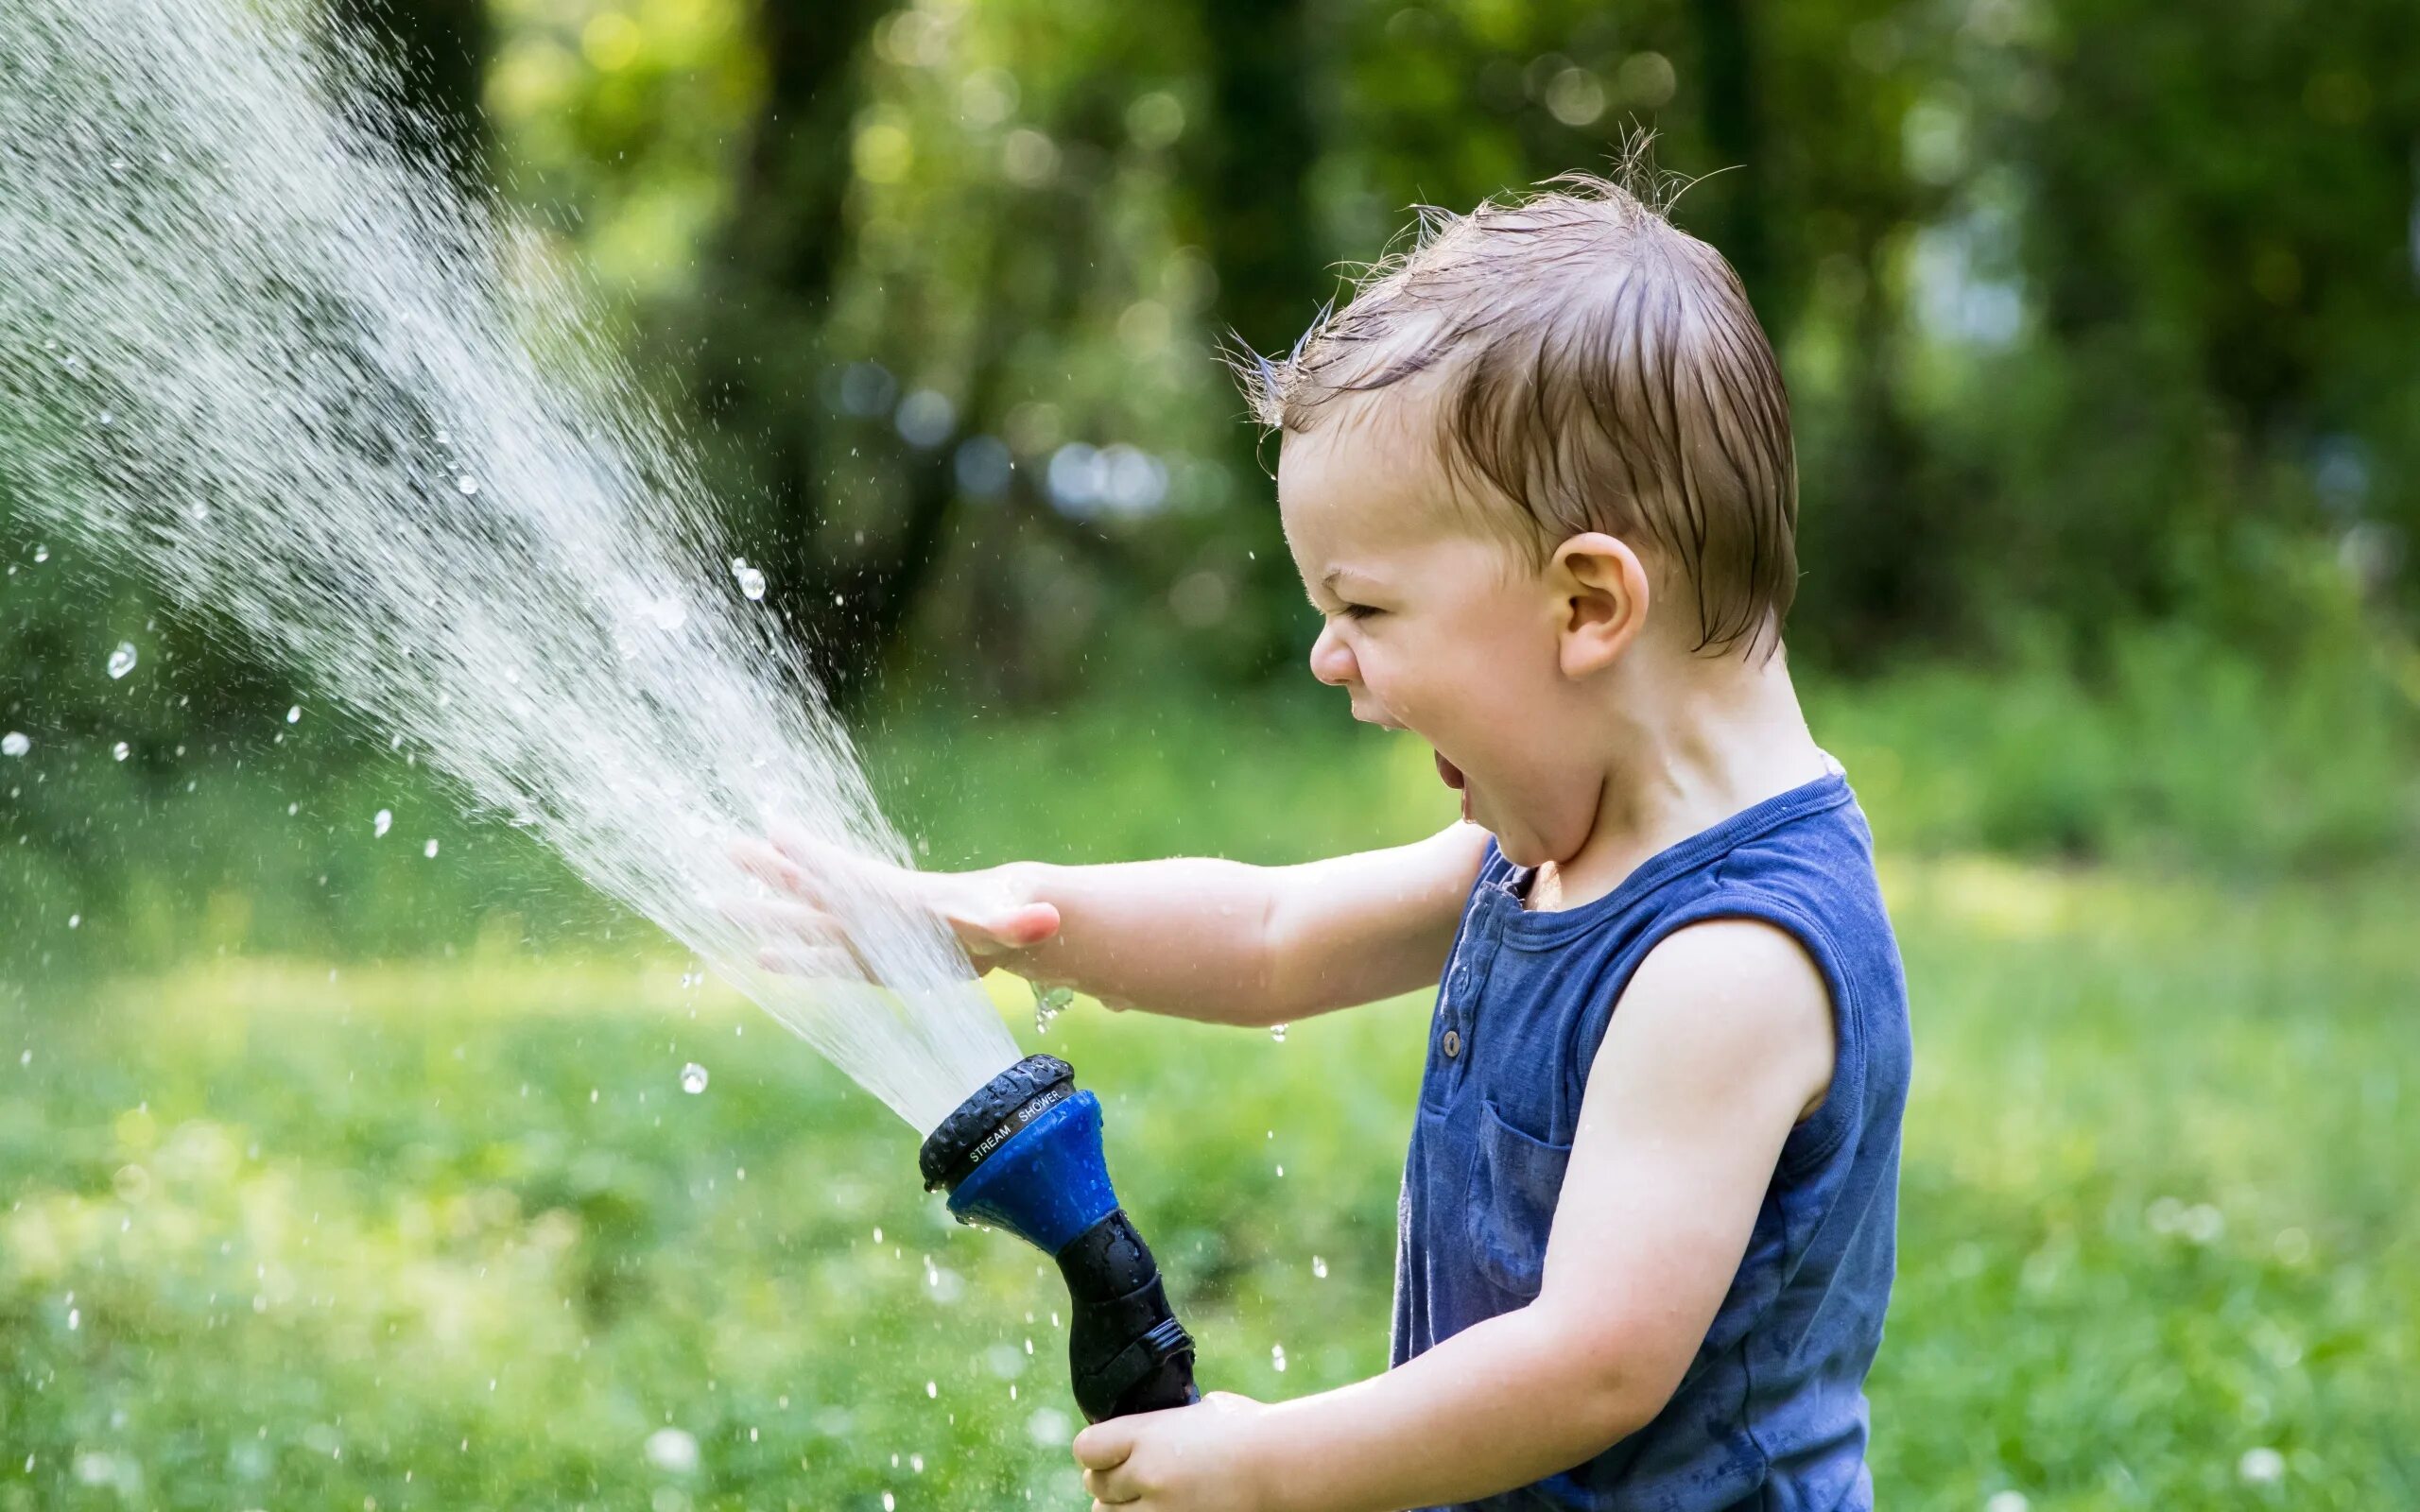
[1073, 1393, 1273, 1512]
[724, 821, 1061, 977]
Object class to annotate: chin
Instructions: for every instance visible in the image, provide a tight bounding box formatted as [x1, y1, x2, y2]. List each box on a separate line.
[1489, 818, 1588, 872]
[1489, 828, 1544, 868]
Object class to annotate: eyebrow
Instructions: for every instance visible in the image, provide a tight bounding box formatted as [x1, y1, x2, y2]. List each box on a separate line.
[1321, 567, 1381, 597]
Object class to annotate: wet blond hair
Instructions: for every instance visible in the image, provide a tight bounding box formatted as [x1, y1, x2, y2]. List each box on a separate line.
[1232, 162, 1798, 656]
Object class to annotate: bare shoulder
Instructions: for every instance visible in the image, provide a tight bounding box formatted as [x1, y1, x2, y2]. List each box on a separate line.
[1612, 918, 1836, 1123]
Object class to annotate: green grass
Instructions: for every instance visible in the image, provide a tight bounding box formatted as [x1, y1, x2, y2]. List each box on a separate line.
[1, 850, 2414, 1509]
[4, 637, 2416, 1505]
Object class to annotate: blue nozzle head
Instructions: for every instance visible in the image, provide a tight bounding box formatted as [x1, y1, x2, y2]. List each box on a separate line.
[919, 1055, 1199, 1421]
[920, 1055, 1114, 1252]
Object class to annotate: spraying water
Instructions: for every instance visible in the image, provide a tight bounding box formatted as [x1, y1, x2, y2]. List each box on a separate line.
[0, 0, 1021, 1131]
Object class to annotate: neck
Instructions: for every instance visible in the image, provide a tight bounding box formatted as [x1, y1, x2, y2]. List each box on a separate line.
[1529, 643, 1828, 913]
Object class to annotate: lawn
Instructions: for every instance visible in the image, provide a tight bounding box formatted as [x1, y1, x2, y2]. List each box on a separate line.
[1, 844, 2411, 1510]
[3, 639, 2414, 1508]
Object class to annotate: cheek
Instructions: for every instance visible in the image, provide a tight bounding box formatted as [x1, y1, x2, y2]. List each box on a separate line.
[1392, 639, 1537, 748]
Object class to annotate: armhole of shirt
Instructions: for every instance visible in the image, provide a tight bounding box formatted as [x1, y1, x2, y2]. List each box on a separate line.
[1573, 888, 1867, 1173]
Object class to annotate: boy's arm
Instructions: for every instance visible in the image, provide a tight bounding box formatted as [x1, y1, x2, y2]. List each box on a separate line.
[1009, 820, 1488, 1025]
[1072, 919, 1838, 1512]
[732, 820, 1489, 1027]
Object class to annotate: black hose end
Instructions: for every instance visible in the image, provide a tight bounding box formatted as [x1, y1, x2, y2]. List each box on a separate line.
[1060, 1210, 1201, 1422]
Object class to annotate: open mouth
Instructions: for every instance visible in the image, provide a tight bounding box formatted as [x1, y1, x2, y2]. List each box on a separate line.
[1434, 748, 1473, 822]
[1433, 748, 1464, 791]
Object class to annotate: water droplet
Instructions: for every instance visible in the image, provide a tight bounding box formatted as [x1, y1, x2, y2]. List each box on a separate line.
[1270, 1344, 1287, 1372]
[1311, 1255, 1327, 1279]
[285, 705, 302, 724]
[95, 409, 112, 427]
[66, 914, 80, 930]
[680, 1063, 708, 1094]
[1, 732, 27, 758]
[731, 558, 768, 601]
[31, 546, 47, 563]
[882, 1494, 895, 1512]
[372, 809, 392, 838]
[106, 642, 137, 679]
[423, 838, 440, 859]
[643, 1427, 699, 1474]
[925, 1381, 938, 1399]
[1270, 1022, 1288, 1042]
[2238, 1448, 2285, 1485]
[1030, 981, 1075, 1033]
[648, 596, 686, 632]
[455, 475, 479, 497]
[67, 1308, 79, 1331]
[112, 742, 129, 762]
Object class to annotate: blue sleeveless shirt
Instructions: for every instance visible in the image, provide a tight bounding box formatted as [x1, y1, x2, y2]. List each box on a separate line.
[1392, 762, 1910, 1511]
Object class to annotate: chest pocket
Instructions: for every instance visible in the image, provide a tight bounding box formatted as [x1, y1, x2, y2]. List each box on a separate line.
[1463, 1100, 1573, 1301]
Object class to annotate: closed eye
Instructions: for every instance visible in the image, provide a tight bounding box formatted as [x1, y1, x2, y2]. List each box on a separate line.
[1339, 602, 1383, 621]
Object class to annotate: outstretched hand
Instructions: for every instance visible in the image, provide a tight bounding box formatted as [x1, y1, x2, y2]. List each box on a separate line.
[723, 821, 1062, 979]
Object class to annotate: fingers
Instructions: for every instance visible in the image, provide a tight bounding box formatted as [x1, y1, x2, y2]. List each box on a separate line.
[767, 820, 906, 899]
[713, 892, 874, 980]
[1074, 1420, 1139, 1504]
[984, 900, 1063, 950]
[717, 894, 846, 946]
[1082, 1467, 1138, 1505]
[728, 835, 804, 892]
[1071, 1421, 1132, 1471]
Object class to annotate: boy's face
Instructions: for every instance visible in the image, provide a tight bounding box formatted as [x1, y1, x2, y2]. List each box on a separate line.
[1276, 402, 1620, 868]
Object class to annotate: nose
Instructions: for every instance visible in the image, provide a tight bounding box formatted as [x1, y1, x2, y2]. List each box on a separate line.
[1309, 620, 1358, 687]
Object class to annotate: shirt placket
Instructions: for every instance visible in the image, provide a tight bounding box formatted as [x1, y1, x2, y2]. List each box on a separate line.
[1435, 882, 1513, 1096]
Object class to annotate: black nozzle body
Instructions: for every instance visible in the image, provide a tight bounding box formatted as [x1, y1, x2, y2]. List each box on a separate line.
[1056, 1208, 1199, 1421]
[920, 1055, 1200, 1421]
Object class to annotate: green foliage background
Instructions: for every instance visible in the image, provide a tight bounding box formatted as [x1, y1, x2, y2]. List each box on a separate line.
[3, 0, 2418, 1507]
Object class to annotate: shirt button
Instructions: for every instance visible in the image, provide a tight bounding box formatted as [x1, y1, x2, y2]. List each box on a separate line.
[1442, 1028, 1462, 1059]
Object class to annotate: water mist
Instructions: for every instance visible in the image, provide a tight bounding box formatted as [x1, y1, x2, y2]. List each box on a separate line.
[0, 0, 1196, 1420]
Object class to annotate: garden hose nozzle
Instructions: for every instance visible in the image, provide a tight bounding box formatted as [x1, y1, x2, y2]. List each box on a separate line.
[919, 1055, 1200, 1422]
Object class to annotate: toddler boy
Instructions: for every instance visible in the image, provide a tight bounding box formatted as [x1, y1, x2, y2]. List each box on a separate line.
[743, 169, 1910, 1512]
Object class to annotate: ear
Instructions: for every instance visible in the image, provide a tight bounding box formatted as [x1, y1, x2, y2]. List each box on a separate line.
[1548, 532, 1651, 679]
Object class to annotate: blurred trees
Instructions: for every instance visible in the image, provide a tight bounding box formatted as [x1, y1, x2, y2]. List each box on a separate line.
[8, 0, 2417, 709]
[2, 0, 2416, 957]
[474, 0, 2418, 698]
